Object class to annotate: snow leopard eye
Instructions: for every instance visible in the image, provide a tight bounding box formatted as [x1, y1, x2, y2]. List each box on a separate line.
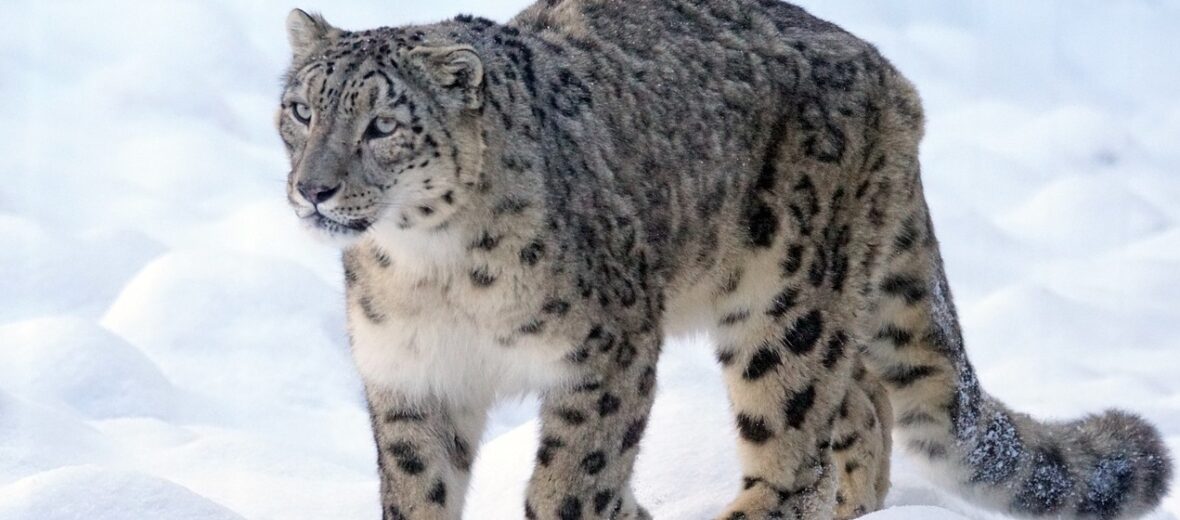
[290, 102, 312, 124]
[364, 117, 398, 140]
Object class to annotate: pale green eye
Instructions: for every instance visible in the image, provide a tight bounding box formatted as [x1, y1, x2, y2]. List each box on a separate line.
[365, 117, 399, 139]
[291, 102, 312, 124]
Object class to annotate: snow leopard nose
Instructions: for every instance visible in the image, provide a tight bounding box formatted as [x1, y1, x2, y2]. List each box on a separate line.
[298, 181, 341, 205]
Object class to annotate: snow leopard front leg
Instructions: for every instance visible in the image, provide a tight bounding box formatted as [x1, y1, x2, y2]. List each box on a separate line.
[366, 385, 487, 520]
[525, 320, 660, 520]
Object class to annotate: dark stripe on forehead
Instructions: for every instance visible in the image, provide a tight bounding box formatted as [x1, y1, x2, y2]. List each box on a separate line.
[362, 70, 396, 93]
[358, 69, 401, 108]
[296, 61, 330, 82]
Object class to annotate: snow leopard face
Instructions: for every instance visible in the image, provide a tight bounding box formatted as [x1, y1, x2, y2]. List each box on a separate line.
[276, 10, 485, 245]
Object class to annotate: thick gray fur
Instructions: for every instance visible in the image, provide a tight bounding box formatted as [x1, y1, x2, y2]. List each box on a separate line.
[275, 1, 1173, 519]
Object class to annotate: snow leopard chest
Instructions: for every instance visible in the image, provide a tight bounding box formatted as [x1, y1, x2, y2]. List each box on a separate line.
[342, 232, 575, 403]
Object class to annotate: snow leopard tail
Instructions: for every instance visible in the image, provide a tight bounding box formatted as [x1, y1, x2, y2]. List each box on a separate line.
[854, 68, 1173, 519]
[860, 219, 1172, 519]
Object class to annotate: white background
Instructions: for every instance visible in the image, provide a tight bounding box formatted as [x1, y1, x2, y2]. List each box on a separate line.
[1, 1, 1178, 518]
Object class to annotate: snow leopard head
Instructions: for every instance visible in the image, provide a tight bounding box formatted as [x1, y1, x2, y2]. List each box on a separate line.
[276, 9, 485, 244]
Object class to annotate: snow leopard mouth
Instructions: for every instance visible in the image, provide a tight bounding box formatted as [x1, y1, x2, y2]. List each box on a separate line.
[301, 211, 373, 238]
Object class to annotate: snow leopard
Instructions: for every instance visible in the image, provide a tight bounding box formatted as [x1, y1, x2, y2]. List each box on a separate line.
[275, 1, 1172, 519]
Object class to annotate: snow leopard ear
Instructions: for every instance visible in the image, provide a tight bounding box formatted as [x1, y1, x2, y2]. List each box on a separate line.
[408, 46, 485, 111]
[286, 9, 334, 60]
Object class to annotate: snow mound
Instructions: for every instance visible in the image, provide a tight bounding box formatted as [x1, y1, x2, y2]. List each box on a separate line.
[0, 216, 162, 321]
[0, 317, 180, 419]
[0, 466, 244, 520]
[101, 249, 358, 410]
[0, 391, 117, 486]
[998, 175, 1171, 254]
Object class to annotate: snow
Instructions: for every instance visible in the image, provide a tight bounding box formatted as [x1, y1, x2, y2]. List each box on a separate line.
[2, 1, 1178, 519]
[0, 466, 245, 520]
[0, 317, 179, 420]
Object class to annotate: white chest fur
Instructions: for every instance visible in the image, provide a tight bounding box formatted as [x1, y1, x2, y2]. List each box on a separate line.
[347, 225, 573, 405]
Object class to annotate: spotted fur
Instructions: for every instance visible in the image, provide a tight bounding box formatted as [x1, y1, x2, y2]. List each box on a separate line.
[277, 2, 1172, 519]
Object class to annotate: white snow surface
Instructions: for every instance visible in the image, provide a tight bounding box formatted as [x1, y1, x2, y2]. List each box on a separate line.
[2, 1, 1179, 519]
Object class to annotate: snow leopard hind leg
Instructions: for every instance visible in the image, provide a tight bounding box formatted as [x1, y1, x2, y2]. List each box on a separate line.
[706, 83, 898, 519]
[831, 365, 892, 519]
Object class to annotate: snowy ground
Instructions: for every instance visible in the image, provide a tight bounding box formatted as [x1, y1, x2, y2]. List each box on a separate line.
[2, 1, 1179, 519]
